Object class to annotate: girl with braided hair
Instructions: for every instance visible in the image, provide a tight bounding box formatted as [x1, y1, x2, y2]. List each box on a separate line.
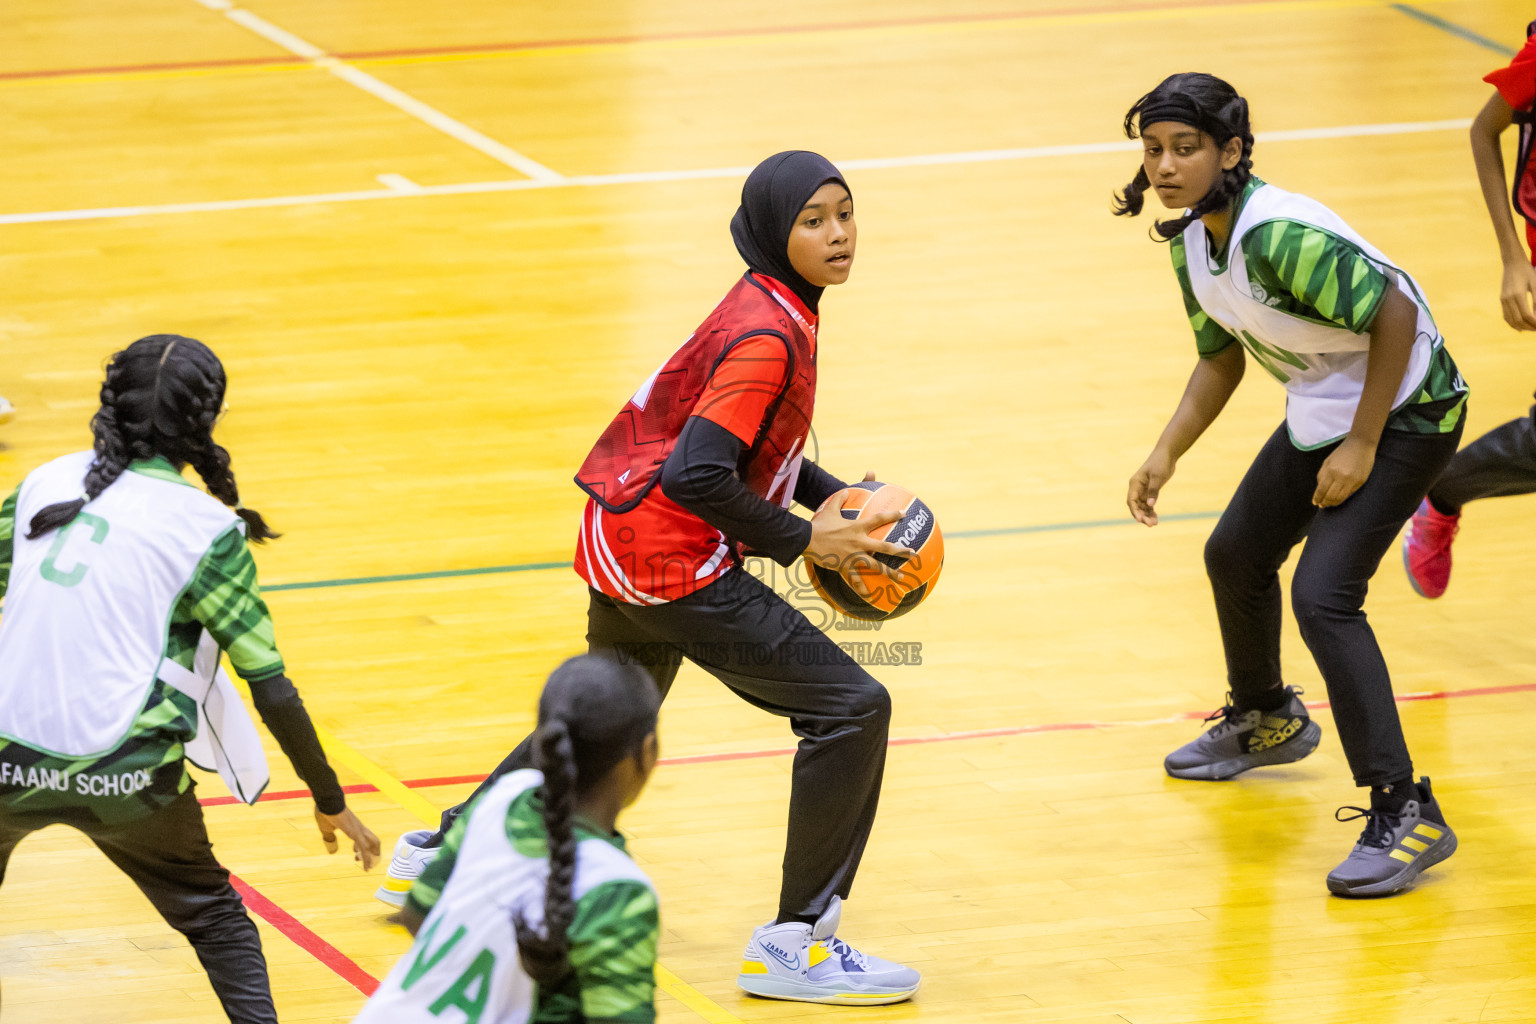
[356, 655, 663, 1024]
[1118, 74, 1468, 896]
[0, 334, 379, 1024]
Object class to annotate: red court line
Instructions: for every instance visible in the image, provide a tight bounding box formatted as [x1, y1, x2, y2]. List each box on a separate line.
[229, 873, 380, 996]
[201, 680, 1536, 810]
[0, 55, 303, 81]
[0, 0, 1307, 84]
[207, 677, 1536, 1003]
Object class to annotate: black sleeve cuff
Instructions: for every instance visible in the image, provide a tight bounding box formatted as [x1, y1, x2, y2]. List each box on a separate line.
[793, 459, 846, 511]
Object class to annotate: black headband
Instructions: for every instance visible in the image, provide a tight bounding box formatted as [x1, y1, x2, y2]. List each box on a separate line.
[1138, 95, 1229, 139]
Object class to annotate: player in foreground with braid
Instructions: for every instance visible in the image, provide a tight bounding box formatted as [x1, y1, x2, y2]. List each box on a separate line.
[0, 334, 379, 1023]
[355, 655, 662, 1023]
[1119, 74, 1468, 896]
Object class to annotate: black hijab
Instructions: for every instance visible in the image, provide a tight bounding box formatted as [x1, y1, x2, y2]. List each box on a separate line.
[729, 151, 849, 314]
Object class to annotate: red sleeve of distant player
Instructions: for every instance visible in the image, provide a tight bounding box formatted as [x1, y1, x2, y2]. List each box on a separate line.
[1485, 35, 1536, 111]
[690, 335, 792, 445]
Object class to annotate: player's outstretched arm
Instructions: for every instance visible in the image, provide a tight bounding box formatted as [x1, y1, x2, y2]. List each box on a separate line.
[1128, 343, 1245, 526]
[1470, 91, 1536, 330]
[249, 674, 380, 869]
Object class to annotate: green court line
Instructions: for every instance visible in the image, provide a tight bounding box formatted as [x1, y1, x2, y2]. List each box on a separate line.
[265, 561, 569, 592]
[261, 510, 1224, 593]
[1391, 4, 1516, 56]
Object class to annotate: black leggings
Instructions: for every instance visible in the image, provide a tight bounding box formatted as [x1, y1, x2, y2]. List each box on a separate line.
[1206, 421, 1463, 787]
[0, 789, 275, 1024]
[1428, 396, 1536, 513]
[433, 568, 892, 919]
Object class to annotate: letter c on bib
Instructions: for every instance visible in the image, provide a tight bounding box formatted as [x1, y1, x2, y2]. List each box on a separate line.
[41, 513, 110, 587]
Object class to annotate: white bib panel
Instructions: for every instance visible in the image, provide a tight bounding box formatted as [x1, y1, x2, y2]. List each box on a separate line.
[0, 452, 239, 757]
[1183, 183, 1439, 448]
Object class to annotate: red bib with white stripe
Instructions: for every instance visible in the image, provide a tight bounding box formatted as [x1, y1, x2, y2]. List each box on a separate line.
[573, 273, 818, 603]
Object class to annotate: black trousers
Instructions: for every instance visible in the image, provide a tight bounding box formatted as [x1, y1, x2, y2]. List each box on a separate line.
[1206, 421, 1463, 787]
[0, 789, 275, 1024]
[434, 568, 892, 919]
[1428, 396, 1536, 512]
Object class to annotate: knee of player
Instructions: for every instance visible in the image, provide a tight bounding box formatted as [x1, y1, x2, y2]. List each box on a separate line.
[1202, 527, 1248, 581]
[849, 675, 892, 723]
[1289, 571, 1357, 627]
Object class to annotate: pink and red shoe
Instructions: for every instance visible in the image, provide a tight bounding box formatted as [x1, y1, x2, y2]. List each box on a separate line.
[1402, 499, 1460, 599]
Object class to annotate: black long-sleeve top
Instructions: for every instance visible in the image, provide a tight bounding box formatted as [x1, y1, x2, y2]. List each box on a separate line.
[249, 674, 346, 814]
[659, 416, 846, 566]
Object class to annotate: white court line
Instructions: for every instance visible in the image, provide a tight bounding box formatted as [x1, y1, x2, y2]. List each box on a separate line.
[191, 0, 563, 182]
[0, 118, 1472, 227]
[376, 172, 422, 192]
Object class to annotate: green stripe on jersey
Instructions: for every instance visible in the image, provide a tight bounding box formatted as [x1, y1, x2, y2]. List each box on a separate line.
[1171, 235, 1238, 358]
[1240, 219, 1389, 332]
[0, 485, 16, 602]
[1387, 345, 1468, 436]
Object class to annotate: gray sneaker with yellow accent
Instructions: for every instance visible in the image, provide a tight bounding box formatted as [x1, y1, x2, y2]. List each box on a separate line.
[1164, 686, 1321, 781]
[738, 896, 920, 1005]
[1327, 776, 1457, 897]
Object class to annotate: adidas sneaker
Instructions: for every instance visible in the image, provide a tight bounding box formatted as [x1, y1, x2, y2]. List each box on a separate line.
[1164, 686, 1321, 781]
[1327, 776, 1457, 897]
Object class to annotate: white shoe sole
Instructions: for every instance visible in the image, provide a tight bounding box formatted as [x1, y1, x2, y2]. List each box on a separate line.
[738, 974, 919, 1005]
[373, 876, 414, 907]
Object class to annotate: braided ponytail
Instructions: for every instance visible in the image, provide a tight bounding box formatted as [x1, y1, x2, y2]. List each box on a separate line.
[514, 719, 580, 986]
[512, 655, 662, 989]
[27, 334, 278, 543]
[187, 435, 279, 542]
[1112, 74, 1255, 242]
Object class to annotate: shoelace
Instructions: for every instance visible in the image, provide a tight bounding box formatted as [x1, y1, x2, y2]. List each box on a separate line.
[823, 936, 869, 970]
[1201, 687, 1305, 735]
[1412, 507, 1460, 547]
[1335, 806, 1401, 849]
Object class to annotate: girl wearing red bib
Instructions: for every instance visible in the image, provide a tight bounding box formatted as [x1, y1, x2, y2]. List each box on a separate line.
[380, 152, 922, 1006]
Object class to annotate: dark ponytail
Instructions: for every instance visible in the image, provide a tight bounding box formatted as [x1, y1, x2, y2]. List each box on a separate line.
[1112, 73, 1255, 241]
[513, 655, 662, 988]
[515, 721, 580, 987]
[27, 334, 279, 542]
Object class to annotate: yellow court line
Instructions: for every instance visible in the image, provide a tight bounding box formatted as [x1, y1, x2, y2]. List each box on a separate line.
[3, 0, 1426, 88]
[311, 721, 446, 828]
[311, 721, 743, 1024]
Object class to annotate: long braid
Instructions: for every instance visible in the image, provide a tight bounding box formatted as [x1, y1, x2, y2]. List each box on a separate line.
[187, 435, 279, 542]
[510, 656, 662, 989]
[27, 334, 278, 542]
[28, 363, 147, 538]
[514, 719, 580, 986]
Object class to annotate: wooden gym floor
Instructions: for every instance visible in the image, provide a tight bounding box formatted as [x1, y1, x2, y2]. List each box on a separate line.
[3, 1, 1536, 1021]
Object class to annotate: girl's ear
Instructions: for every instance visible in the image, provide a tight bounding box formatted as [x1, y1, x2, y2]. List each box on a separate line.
[638, 732, 659, 780]
[1221, 136, 1243, 171]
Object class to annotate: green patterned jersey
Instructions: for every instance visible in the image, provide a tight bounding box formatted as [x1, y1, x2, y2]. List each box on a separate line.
[1172, 177, 1466, 440]
[0, 458, 285, 825]
[410, 784, 660, 1024]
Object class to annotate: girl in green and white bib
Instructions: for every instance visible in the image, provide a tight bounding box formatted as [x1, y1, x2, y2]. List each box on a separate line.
[356, 655, 662, 1024]
[1118, 73, 1466, 898]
